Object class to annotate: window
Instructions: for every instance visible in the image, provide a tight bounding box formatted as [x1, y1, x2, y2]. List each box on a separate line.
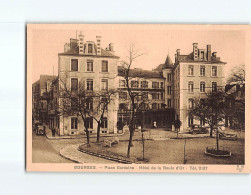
[139, 103, 147, 110]
[88, 44, 93, 53]
[167, 99, 172, 108]
[119, 103, 127, 110]
[131, 80, 139, 88]
[87, 60, 93, 72]
[200, 117, 205, 126]
[152, 82, 159, 89]
[161, 103, 165, 109]
[188, 81, 194, 93]
[102, 61, 108, 72]
[167, 73, 172, 81]
[86, 98, 93, 111]
[152, 93, 159, 100]
[161, 92, 164, 100]
[87, 79, 93, 91]
[71, 78, 78, 91]
[71, 98, 78, 109]
[167, 86, 172, 95]
[212, 82, 217, 92]
[71, 59, 78, 71]
[141, 92, 148, 100]
[71, 118, 78, 129]
[119, 92, 127, 99]
[200, 65, 205, 76]
[188, 65, 194, 76]
[160, 82, 164, 89]
[188, 117, 194, 126]
[101, 97, 108, 111]
[141, 81, 148, 88]
[101, 79, 108, 91]
[86, 117, 93, 129]
[152, 103, 157, 109]
[200, 82, 205, 92]
[212, 66, 217, 77]
[101, 117, 108, 128]
[200, 51, 204, 60]
[188, 98, 194, 109]
[119, 79, 126, 87]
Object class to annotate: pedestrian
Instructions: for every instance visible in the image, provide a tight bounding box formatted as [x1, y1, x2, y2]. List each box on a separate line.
[52, 127, 56, 137]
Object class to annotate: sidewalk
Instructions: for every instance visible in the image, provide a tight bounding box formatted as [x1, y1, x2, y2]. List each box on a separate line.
[60, 144, 118, 164]
[45, 125, 124, 140]
[45, 124, 211, 141]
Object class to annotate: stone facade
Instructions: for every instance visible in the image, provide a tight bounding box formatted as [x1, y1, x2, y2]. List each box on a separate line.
[33, 38, 226, 135]
[173, 43, 226, 131]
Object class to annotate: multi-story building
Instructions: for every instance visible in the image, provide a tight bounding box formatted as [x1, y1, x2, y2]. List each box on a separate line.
[116, 59, 174, 130]
[32, 75, 57, 122]
[33, 37, 226, 135]
[173, 43, 226, 131]
[50, 33, 120, 136]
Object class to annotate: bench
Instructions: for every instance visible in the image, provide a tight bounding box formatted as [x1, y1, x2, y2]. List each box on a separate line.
[104, 137, 119, 147]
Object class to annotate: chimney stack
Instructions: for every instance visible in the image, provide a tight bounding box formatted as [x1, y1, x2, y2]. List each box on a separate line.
[176, 49, 180, 56]
[96, 36, 102, 55]
[70, 38, 78, 53]
[78, 31, 84, 55]
[207, 45, 211, 61]
[193, 43, 198, 61]
[109, 43, 115, 54]
[212, 52, 217, 58]
[64, 43, 70, 52]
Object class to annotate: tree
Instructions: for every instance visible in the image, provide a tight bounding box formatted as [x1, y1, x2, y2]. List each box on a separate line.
[226, 65, 245, 130]
[90, 89, 116, 143]
[120, 44, 146, 158]
[227, 64, 245, 84]
[59, 77, 94, 146]
[189, 90, 226, 150]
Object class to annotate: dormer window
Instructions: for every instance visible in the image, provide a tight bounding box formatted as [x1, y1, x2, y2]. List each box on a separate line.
[88, 44, 93, 53]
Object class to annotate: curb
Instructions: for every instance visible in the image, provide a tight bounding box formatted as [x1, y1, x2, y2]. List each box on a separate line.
[59, 150, 81, 164]
[46, 133, 125, 140]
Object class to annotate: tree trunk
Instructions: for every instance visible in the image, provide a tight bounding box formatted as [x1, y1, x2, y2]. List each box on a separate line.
[85, 128, 90, 146]
[97, 122, 101, 143]
[210, 126, 213, 138]
[216, 127, 219, 151]
[127, 126, 134, 158]
[142, 131, 145, 160]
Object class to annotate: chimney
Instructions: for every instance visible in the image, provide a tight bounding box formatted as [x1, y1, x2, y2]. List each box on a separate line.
[64, 43, 70, 52]
[207, 45, 211, 61]
[70, 38, 78, 53]
[96, 36, 102, 55]
[193, 43, 198, 61]
[176, 49, 180, 56]
[175, 54, 177, 63]
[109, 43, 115, 54]
[78, 31, 84, 55]
[212, 52, 217, 58]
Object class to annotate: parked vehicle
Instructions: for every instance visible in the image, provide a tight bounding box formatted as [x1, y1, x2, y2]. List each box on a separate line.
[35, 122, 45, 135]
[188, 125, 209, 134]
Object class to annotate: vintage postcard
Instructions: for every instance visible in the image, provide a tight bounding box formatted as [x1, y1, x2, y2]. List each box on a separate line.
[26, 24, 250, 173]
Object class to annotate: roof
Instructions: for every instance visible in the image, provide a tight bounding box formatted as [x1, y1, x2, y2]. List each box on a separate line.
[39, 75, 58, 89]
[118, 66, 164, 78]
[58, 48, 119, 58]
[154, 54, 173, 71]
[176, 52, 225, 64]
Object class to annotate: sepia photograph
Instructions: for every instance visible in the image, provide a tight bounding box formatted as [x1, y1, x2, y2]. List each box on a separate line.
[26, 24, 249, 172]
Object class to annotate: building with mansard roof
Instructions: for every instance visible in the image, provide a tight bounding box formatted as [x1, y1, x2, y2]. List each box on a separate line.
[33, 36, 226, 136]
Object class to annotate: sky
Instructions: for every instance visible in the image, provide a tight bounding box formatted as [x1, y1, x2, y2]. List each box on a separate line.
[29, 24, 246, 83]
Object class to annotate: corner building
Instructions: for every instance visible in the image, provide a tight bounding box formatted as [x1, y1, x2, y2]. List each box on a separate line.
[173, 43, 226, 131]
[55, 33, 119, 136]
